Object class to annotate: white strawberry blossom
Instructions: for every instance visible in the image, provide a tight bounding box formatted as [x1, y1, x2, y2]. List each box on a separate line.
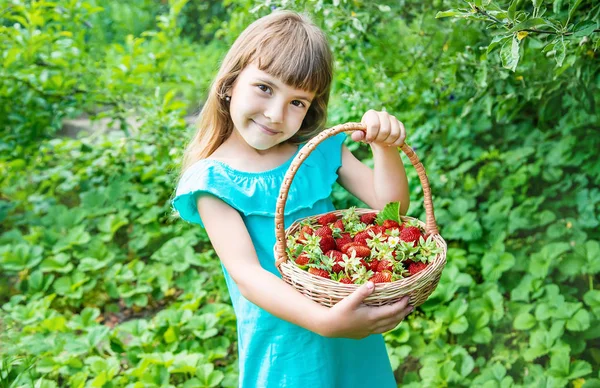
[387, 236, 400, 247]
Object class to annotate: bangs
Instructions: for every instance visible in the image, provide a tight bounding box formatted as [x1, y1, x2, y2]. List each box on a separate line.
[249, 21, 331, 95]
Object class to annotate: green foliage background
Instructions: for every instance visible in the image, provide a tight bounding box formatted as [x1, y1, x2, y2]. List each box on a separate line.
[1, 0, 599, 386]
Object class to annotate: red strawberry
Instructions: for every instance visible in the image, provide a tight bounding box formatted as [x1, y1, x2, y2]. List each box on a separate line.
[369, 225, 386, 235]
[400, 226, 422, 246]
[308, 268, 331, 279]
[341, 242, 355, 254]
[368, 259, 380, 272]
[370, 270, 392, 283]
[408, 261, 427, 276]
[383, 220, 401, 230]
[315, 225, 333, 237]
[377, 259, 393, 272]
[319, 235, 337, 253]
[360, 213, 377, 224]
[333, 219, 344, 231]
[353, 230, 371, 246]
[325, 250, 344, 261]
[297, 225, 314, 242]
[347, 245, 371, 258]
[317, 213, 338, 226]
[339, 277, 354, 284]
[325, 250, 344, 273]
[335, 233, 352, 251]
[295, 254, 310, 266]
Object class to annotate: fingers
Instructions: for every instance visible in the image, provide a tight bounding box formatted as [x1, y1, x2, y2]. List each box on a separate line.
[361, 110, 379, 143]
[337, 281, 375, 311]
[371, 301, 414, 334]
[392, 118, 406, 147]
[367, 296, 411, 322]
[374, 305, 414, 330]
[351, 130, 365, 142]
[359, 110, 406, 147]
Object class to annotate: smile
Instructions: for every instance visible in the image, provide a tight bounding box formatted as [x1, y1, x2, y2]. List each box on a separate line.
[252, 120, 280, 136]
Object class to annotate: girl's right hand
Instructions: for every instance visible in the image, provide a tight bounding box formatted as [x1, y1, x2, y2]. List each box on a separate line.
[320, 282, 413, 339]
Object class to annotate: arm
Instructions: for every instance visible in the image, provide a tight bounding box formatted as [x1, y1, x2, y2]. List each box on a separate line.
[338, 144, 410, 214]
[196, 193, 330, 335]
[337, 110, 410, 214]
[196, 193, 413, 338]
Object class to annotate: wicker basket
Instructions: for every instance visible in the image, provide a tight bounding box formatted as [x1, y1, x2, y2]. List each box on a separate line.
[274, 122, 447, 307]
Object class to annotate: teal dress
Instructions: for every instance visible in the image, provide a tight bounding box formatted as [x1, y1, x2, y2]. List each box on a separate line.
[173, 133, 396, 388]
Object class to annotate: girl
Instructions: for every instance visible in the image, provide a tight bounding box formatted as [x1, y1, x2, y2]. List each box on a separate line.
[173, 10, 413, 388]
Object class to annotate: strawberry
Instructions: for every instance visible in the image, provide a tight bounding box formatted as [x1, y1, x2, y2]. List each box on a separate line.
[360, 212, 377, 225]
[368, 259, 380, 272]
[315, 225, 333, 237]
[408, 261, 427, 276]
[319, 235, 337, 253]
[383, 220, 401, 230]
[341, 242, 355, 254]
[377, 259, 393, 272]
[400, 226, 422, 246]
[325, 250, 344, 262]
[347, 244, 371, 258]
[369, 225, 386, 235]
[353, 230, 371, 246]
[297, 225, 314, 242]
[339, 277, 354, 284]
[317, 213, 338, 226]
[333, 219, 344, 231]
[335, 233, 353, 251]
[295, 254, 310, 266]
[308, 267, 331, 279]
[325, 250, 345, 273]
[370, 270, 392, 283]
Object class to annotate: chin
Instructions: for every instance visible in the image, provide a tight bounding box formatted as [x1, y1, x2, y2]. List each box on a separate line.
[242, 133, 277, 151]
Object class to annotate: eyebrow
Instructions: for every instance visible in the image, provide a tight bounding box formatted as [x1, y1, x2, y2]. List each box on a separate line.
[255, 77, 314, 103]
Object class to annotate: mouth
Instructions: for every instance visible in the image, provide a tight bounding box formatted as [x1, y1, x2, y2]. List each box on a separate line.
[252, 120, 280, 135]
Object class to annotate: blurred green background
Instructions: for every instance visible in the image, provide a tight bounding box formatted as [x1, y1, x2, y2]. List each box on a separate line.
[1, 0, 599, 387]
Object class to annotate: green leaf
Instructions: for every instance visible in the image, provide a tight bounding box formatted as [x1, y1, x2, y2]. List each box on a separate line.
[449, 316, 469, 334]
[164, 326, 178, 343]
[583, 290, 600, 317]
[195, 363, 224, 388]
[514, 312, 536, 330]
[555, 37, 566, 67]
[532, 0, 544, 8]
[508, 18, 549, 33]
[573, 20, 598, 37]
[375, 201, 401, 224]
[566, 308, 590, 331]
[508, 0, 518, 20]
[435, 10, 461, 18]
[500, 36, 520, 72]
[568, 0, 583, 21]
[568, 360, 592, 380]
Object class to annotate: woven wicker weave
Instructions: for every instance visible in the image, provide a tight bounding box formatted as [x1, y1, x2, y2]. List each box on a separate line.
[274, 122, 447, 307]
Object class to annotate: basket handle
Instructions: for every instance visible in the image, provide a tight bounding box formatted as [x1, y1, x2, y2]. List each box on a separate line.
[274, 122, 439, 269]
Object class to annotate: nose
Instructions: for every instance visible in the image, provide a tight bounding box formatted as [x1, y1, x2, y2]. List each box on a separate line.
[264, 100, 285, 124]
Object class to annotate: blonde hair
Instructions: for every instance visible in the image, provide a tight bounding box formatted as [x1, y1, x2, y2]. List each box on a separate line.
[180, 10, 333, 173]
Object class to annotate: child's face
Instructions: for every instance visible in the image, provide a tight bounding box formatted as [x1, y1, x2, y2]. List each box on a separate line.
[229, 63, 315, 151]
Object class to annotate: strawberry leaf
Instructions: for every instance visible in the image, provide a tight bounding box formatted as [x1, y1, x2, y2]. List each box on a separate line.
[376, 201, 401, 225]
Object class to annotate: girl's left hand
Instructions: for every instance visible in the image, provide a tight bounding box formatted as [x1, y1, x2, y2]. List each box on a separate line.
[351, 109, 406, 148]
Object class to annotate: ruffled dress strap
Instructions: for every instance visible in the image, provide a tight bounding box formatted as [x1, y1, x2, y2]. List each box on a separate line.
[172, 132, 347, 227]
